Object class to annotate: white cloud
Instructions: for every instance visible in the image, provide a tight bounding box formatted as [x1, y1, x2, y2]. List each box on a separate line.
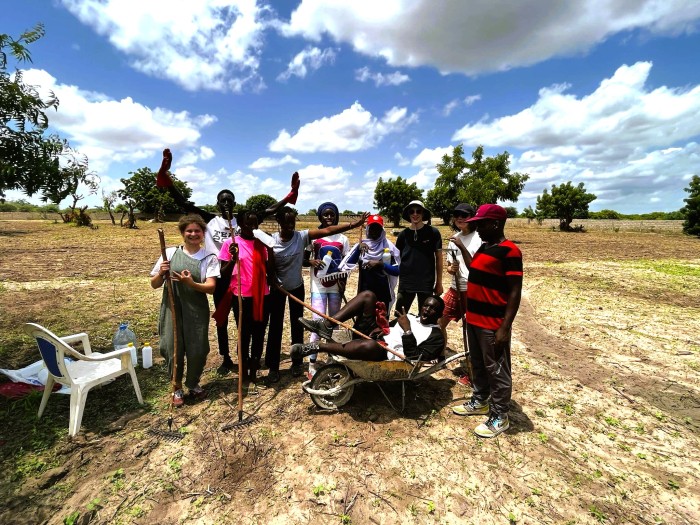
[444, 61, 700, 212]
[442, 94, 480, 116]
[60, 0, 271, 92]
[22, 69, 216, 175]
[394, 152, 410, 166]
[249, 155, 301, 170]
[269, 101, 418, 153]
[277, 46, 336, 81]
[217, 170, 288, 204]
[179, 146, 216, 165]
[291, 164, 355, 210]
[411, 146, 452, 168]
[355, 67, 410, 87]
[283, 1, 700, 75]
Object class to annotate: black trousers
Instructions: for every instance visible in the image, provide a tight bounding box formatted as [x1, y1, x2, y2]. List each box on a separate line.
[231, 295, 270, 375]
[394, 289, 432, 315]
[467, 323, 512, 415]
[213, 275, 232, 357]
[265, 285, 305, 372]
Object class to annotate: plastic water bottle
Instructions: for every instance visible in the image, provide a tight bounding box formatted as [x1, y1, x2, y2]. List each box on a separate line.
[113, 322, 137, 352]
[142, 342, 153, 369]
[317, 251, 334, 278]
[127, 343, 138, 367]
[382, 248, 392, 265]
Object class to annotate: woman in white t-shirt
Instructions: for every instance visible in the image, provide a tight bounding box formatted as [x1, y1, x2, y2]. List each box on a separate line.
[150, 214, 221, 407]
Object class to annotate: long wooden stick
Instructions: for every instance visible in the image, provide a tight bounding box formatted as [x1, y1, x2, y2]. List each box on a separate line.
[449, 248, 473, 383]
[274, 283, 408, 362]
[158, 229, 179, 409]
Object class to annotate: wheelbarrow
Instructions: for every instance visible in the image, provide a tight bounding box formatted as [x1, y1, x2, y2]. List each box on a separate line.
[302, 351, 466, 412]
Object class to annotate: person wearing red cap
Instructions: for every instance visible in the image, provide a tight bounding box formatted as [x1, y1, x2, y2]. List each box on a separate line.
[394, 200, 444, 316]
[339, 214, 401, 313]
[451, 204, 522, 439]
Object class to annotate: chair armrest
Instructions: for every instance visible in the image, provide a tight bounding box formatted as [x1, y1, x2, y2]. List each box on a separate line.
[60, 333, 93, 355]
[81, 348, 131, 361]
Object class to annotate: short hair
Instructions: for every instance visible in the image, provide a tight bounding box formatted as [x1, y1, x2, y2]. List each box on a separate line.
[275, 205, 298, 223]
[217, 189, 235, 203]
[178, 214, 207, 234]
[428, 295, 445, 317]
[236, 208, 258, 226]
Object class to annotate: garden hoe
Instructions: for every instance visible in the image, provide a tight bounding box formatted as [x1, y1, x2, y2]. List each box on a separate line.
[221, 240, 259, 431]
[149, 229, 185, 442]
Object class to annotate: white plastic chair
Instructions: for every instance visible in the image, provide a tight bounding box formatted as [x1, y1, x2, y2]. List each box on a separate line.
[23, 323, 144, 437]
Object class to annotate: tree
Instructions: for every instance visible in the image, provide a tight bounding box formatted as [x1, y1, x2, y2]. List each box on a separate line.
[245, 194, 276, 216]
[374, 176, 423, 227]
[118, 167, 191, 221]
[536, 181, 597, 231]
[681, 175, 700, 237]
[102, 190, 119, 225]
[426, 144, 530, 224]
[522, 205, 536, 221]
[504, 206, 518, 218]
[589, 209, 622, 220]
[1, 24, 87, 202]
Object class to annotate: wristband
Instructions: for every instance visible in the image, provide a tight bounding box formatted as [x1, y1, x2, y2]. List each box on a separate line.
[403, 330, 413, 336]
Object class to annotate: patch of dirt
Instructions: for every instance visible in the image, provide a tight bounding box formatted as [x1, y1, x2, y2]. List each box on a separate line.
[1, 220, 699, 524]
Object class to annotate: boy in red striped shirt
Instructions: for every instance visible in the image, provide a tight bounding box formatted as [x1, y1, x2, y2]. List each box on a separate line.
[450, 204, 522, 438]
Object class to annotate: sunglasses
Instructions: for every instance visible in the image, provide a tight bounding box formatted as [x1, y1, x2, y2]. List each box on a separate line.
[454, 212, 471, 218]
[408, 208, 423, 215]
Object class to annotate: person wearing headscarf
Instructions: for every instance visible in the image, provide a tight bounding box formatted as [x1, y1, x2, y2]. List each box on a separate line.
[339, 214, 400, 313]
[303, 202, 351, 379]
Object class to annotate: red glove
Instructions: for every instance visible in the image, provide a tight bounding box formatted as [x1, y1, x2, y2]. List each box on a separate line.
[285, 171, 299, 204]
[156, 148, 174, 188]
[375, 301, 390, 335]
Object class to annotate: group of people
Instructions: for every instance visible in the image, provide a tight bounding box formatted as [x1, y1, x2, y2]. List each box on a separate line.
[149, 153, 522, 438]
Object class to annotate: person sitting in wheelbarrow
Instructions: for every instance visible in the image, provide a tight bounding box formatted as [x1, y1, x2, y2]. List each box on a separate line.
[292, 291, 444, 362]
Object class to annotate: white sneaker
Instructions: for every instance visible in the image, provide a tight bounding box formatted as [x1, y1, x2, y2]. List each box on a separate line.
[474, 413, 510, 438]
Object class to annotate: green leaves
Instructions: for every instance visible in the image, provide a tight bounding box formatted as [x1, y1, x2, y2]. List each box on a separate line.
[536, 181, 597, 231]
[373, 176, 423, 227]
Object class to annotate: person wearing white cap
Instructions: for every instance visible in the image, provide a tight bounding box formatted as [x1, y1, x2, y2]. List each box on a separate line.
[394, 200, 443, 316]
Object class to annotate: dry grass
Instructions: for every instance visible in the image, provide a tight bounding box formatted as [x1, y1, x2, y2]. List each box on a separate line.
[0, 218, 698, 525]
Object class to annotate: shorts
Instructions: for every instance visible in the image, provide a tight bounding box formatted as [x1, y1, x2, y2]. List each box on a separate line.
[442, 287, 467, 322]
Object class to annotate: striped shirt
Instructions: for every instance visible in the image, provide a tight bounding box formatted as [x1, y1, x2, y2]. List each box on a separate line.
[466, 240, 523, 330]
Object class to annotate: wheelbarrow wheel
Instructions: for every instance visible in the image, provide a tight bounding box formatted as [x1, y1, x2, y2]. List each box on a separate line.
[309, 363, 354, 410]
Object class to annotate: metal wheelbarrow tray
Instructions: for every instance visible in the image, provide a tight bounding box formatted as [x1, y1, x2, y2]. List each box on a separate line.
[301, 351, 466, 411]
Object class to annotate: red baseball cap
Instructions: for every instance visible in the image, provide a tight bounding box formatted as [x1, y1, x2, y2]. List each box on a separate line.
[367, 214, 384, 226]
[466, 204, 507, 222]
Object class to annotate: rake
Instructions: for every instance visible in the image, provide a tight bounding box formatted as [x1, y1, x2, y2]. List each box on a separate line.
[149, 228, 185, 441]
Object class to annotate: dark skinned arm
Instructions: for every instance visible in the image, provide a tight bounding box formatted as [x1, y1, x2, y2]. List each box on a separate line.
[260, 172, 300, 220]
[495, 274, 522, 349]
[307, 212, 369, 240]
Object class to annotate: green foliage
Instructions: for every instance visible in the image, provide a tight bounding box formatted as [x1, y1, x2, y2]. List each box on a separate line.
[374, 176, 422, 227]
[681, 175, 700, 237]
[245, 194, 276, 215]
[589, 209, 622, 220]
[536, 181, 597, 231]
[426, 144, 529, 224]
[1, 24, 88, 202]
[118, 167, 191, 220]
[504, 206, 518, 218]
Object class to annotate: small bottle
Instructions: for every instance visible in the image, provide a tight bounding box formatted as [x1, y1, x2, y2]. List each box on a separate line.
[127, 342, 138, 367]
[317, 250, 334, 278]
[382, 248, 392, 265]
[142, 342, 153, 369]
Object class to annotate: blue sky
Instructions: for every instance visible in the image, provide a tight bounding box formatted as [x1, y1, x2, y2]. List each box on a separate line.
[6, 0, 700, 214]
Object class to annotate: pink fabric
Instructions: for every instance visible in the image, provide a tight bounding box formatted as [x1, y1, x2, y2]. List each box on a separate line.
[219, 236, 269, 297]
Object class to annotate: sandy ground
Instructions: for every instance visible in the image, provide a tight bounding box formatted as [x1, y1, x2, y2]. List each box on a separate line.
[0, 219, 699, 525]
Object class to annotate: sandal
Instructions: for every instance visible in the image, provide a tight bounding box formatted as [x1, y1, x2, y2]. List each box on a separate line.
[190, 386, 207, 400]
[172, 389, 185, 407]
